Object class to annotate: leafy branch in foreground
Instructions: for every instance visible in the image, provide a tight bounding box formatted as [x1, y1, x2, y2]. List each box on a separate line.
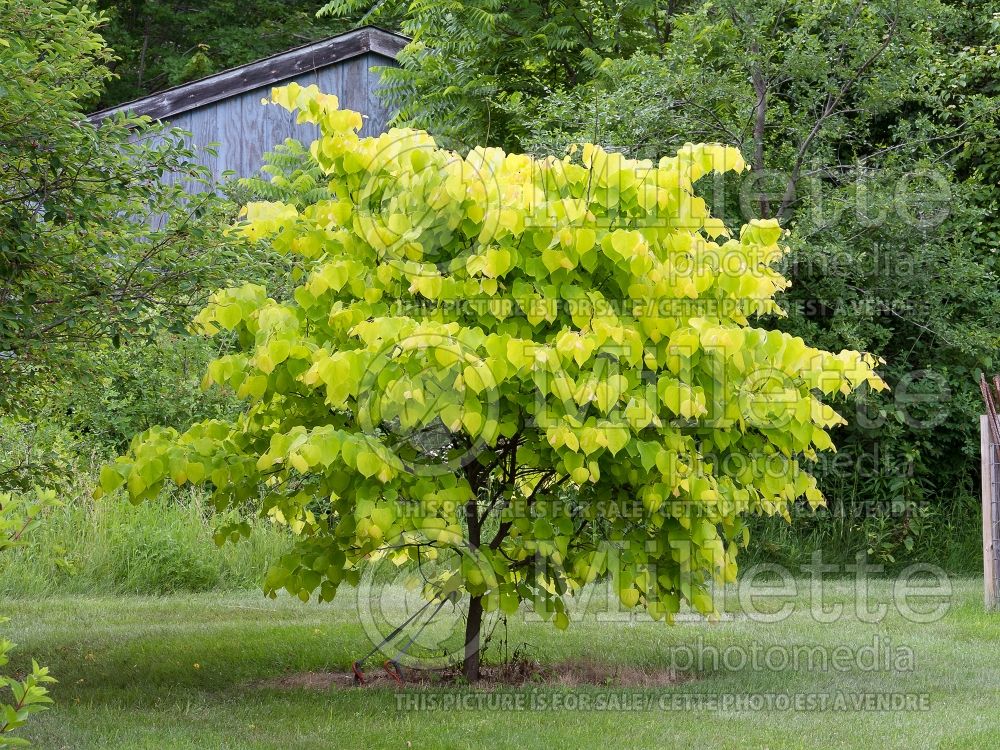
[0, 491, 58, 746]
[0, 647, 54, 748]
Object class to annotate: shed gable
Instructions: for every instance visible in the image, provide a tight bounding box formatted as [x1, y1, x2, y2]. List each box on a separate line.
[89, 27, 407, 185]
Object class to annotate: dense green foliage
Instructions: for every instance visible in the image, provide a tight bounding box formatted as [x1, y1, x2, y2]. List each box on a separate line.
[93, 0, 371, 108]
[55, 335, 240, 453]
[320, 0, 698, 150]
[0, 8, 289, 732]
[102, 84, 882, 680]
[360, 0, 1000, 566]
[0, 0, 289, 509]
[0, 0, 270, 409]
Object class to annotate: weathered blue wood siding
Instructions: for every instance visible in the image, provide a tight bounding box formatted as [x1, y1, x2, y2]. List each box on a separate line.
[160, 51, 395, 187]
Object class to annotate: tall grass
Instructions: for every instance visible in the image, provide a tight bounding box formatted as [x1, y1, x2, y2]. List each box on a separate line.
[740, 492, 983, 573]
[0, 477, 292, 597]
[3, 476, 981, 599]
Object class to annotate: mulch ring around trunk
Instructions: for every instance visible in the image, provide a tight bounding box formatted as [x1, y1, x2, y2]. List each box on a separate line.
[254, 657, 689, 690]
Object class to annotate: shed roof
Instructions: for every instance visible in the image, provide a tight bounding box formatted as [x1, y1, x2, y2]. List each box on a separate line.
[89, 26, 408, 123]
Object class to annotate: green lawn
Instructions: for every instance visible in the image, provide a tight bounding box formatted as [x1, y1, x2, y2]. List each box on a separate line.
[4, 577, 998, 749]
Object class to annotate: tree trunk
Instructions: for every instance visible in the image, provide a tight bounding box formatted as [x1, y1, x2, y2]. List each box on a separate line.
[137, 19, 150, 90]
[750, 61, 770, 219]
[463, 594, 484, 682]
[462, 465, 484, 682]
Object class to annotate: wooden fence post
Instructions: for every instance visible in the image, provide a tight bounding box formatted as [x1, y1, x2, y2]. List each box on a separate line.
[984, 415, 998, 610]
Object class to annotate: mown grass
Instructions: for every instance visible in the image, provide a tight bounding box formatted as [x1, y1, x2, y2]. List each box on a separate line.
[4, 577, 998, 749]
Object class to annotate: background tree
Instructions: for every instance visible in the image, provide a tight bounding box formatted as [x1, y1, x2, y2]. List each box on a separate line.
[93, 0, 372, 108]
[0, 0, 277, 411]
[393, 0, 1000, 566]
[101, 84, 883, 680]
[318, 0, 700, 151]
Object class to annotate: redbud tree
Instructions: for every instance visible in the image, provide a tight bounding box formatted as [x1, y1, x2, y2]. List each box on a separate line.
[99, 84, 884, 681]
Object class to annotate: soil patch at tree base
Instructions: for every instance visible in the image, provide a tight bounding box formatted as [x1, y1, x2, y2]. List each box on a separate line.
[255, 659, 689, 690]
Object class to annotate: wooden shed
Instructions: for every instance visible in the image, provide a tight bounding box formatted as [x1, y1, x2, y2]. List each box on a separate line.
[89, 26, 408, 184]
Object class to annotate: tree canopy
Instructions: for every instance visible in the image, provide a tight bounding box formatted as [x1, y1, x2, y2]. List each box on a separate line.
[101, 83, 883, 680]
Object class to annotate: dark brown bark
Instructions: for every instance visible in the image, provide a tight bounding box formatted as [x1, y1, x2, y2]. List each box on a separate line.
[750, 40, 770, 219]
[462, 461, 485, 682]
[137, 19, 150, 90]
[463, 594, 484, 682]
[459, 433, 526, 681]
